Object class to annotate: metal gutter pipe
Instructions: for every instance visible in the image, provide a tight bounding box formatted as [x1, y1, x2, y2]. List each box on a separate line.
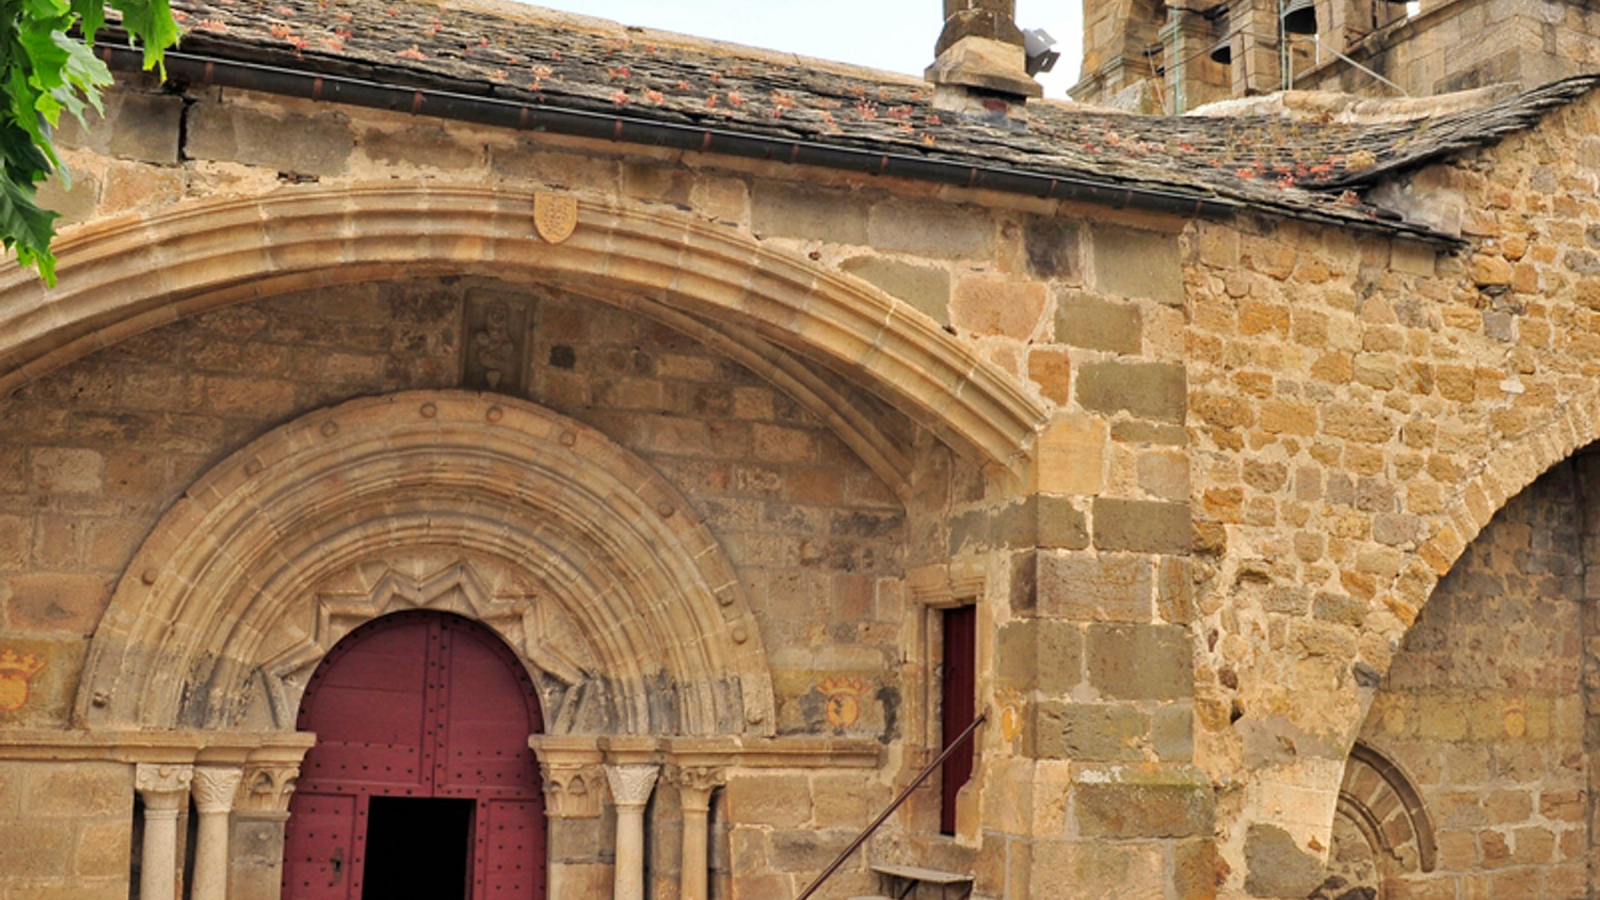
[98, 45, 1241, 220]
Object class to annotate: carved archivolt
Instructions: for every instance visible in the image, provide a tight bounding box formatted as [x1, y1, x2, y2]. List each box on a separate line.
[1317, 741, 1436, 900]
[75, 391, 775, 737]
[0, 183, 1046, 469]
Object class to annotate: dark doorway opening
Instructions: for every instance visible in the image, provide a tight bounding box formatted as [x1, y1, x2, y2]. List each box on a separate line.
[361, 797, 475, 900]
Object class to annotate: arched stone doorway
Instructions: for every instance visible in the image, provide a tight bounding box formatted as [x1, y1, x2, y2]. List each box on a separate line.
[72, 390, 798, 900]
[284, 610, 546, 900]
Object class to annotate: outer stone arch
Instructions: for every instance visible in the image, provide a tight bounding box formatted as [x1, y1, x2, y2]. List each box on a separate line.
[0, 181, 1048, 469]
[74, 390, 775, 737]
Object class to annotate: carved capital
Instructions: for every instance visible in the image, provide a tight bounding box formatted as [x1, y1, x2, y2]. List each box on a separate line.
[671, 766, 726, 813]
[192, 767, 244, 815]
[135, 763, 193, 811]
[235, 763, 299, 814]
[539, 762, 607, 819]
[606, 764, 660, 810]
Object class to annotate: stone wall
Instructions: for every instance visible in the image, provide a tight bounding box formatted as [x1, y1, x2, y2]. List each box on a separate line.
[1292, 0, 1595, 98]
[0, 279, 910, 742]
[0, 761, 132, 900]
[1071, 0, 1600, 111]
[1183, 85, 1600, 896]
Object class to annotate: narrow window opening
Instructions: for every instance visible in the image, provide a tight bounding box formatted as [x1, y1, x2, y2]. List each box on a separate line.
[361, 796, 475, 900]
[939, 604, 977, 836]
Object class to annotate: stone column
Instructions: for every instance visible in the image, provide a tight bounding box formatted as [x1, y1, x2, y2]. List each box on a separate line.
[673, 767, 725, 900]
[136, 763, 194, 900]
[606, 764, 659, 900]
[191, 766, 244, 900]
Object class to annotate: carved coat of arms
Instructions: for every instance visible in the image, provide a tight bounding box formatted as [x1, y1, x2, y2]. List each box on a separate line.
[0, 648, 46, 712]
[534, 193, 578, 244]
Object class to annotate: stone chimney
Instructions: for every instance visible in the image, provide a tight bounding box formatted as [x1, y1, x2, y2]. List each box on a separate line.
[926, 0, 1042, 116]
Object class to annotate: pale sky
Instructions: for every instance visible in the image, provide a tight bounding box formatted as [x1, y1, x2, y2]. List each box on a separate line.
[525, 1, 1086, 100]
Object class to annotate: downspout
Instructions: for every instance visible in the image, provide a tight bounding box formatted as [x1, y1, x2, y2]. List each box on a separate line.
[97, 45, 1239, 220]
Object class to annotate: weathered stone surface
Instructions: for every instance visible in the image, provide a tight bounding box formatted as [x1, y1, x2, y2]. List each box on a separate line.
[868, 201, 994, 257]
[1244, 824, 1324, 897]
[1077, 362, 1186, 422]
[948, 496, 1089, 555]
[999, 620, 1085, 694]
[1033, 840, 1167, 899]
[1037, 552, 1153, 621]
[1025, 218, 1083, 280]
[55, 90, 183, 163]
[1073, 768, 1212, 838]
[1091, 225, 1183, 304]
[1092, 498, 1191, 554]
[840, 257, 951, 324]
[1087, 624, 1193, 700]
[361, 123, 483, 170]
[1035, 701, 1148, 760]
[33, 172, 101, 226]
[1056, 291, 1142, 354]
[751, 182, 868, 243]
[724, 774, 813, 828]
[950, 277, 1047, 338]
[185, 102, 354, 176]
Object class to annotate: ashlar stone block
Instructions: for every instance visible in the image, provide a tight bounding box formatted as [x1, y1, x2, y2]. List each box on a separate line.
[1077, 361, 1186, 423]
[1056, 291, 1142, 354]
[1086, 623, 1194, 701]
[839, 257, 951, 324]
[186, 101, 354, 177]
[1090, 224, 1184, 304]
[751, 182, 868, 244]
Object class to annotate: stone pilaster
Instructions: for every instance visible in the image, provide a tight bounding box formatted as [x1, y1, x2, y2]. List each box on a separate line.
[606, 764, 660, 900]
[231, 760, 301, 900]
[234, 762, 299, 815]
[673, 767, 726, 900]
[136, 763, 194, 900]
[530, 737, 607, 819]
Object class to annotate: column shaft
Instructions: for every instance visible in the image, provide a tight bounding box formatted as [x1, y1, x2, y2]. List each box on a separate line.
[606, 765, 659, 900]
[135, 764, 194, 900]
[191, 767, 244, 900]
[141, 807, 182, 900]
[673, 767, 724, 900]
[680, 804, 710, 900]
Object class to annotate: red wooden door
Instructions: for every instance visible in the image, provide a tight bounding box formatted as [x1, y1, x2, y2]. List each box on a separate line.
[940, 604, 976, 836]
[283, 611, 546, 900]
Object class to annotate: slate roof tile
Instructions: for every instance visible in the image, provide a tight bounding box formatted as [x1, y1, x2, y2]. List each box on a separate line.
[129, 0, 1600, 238]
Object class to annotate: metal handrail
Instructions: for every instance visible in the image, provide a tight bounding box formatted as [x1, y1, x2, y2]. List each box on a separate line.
[794, 711, 989, 900]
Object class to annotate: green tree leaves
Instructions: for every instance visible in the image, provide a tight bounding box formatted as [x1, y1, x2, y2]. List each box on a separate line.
[1, 0, 177, 284]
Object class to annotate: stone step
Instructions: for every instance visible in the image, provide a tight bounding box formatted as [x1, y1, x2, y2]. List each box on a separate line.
[869, 864, 974, 886]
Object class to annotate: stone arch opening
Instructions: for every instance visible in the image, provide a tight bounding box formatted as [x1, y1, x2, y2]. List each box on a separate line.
[1316, 456, 1590, 899]
[74, 389, 775, 737]
[0, 183, 1048, 470]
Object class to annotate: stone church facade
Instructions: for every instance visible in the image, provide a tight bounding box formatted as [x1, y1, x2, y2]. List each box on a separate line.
[4, 1, 1600, 899]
